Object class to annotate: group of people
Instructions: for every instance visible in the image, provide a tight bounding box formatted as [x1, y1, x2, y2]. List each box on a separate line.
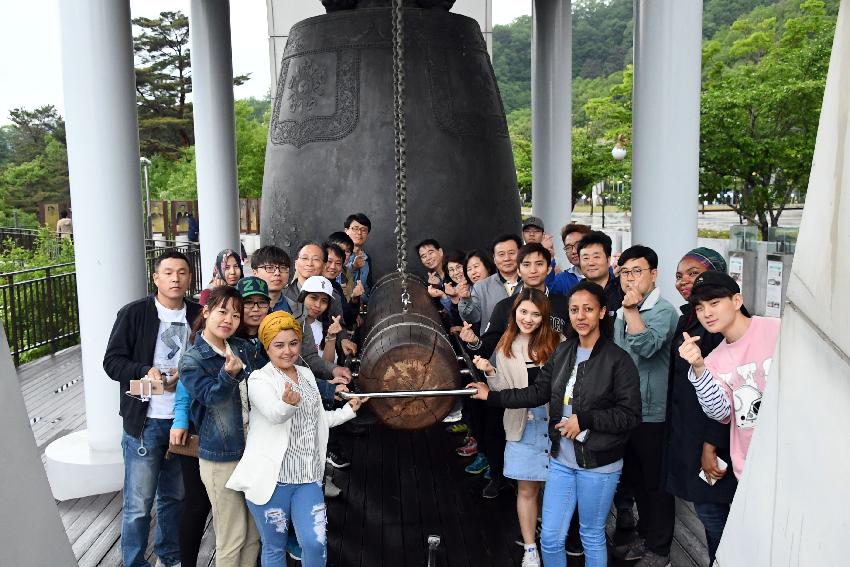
[103, 210, 779, 567]
[413, 217, 778, 567]
[103, 213, 376, 567]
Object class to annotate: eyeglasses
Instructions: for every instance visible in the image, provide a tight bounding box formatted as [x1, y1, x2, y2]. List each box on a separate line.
[347, 226, 369, 234]
[563, 244, 577, 252]
[245, 300, 270, 310]
[620, 267, 649, 279]
[257, 264, 288, 274]
[447, 266, 465, 275]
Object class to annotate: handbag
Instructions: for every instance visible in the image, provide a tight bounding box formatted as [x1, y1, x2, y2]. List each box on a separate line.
[168, 434, 200, 458]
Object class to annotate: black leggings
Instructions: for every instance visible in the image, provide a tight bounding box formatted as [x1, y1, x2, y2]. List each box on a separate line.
[178, 454, 212, 567]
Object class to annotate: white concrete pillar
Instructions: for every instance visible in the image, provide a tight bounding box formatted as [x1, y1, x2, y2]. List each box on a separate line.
[190, 0, 241, 283]
[631, 0, 703, 301]
[47, 0, 145, 499]
[531, 0, 572, 266]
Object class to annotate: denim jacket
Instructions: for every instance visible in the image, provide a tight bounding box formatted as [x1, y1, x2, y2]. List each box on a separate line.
[179, 334, 252, 462]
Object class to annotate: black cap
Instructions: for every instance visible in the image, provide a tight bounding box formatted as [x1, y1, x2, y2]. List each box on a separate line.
[522, 216, 545, 231]
[692, 270, 740, 295]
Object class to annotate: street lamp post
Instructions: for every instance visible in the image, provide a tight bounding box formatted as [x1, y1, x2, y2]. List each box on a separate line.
[139, 157, 151, 240]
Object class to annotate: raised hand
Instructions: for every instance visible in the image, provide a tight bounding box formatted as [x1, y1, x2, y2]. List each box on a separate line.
[328, 315, 343, 337]
[282, 382, 301, 406]
[427, 285, 445, 299]
[351, 280, 365, 299]
[472, 355, 495, 375]
[458, 321, 478, 344]
[224, 350, 242, 377]
[347, 396, 369, 411]
[352, 252, 366, 270]
[621, 287, 643, 309]
[678, 332, 704, 371]
[456, 281, 471, 299]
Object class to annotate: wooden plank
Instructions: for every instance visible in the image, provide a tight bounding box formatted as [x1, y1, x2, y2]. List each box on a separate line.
[72, 492, 122, 559]
[380, 428, 403, 567]
[329, 426, 369, 567]
[77, 499, 123, 567]
[65, 492, 116, 548]
[410, 428, 448, 566]
[358, 426, 384, 567]
[396, 427, 425, 567]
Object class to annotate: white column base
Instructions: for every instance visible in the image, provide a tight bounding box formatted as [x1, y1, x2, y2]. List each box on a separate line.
[45, 430, 124, 501]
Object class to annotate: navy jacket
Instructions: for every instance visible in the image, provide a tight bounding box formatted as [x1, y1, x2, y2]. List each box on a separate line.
[179, 334, 252, 462]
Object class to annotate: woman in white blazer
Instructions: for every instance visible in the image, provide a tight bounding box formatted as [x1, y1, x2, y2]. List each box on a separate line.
[226, 311, 366, 567]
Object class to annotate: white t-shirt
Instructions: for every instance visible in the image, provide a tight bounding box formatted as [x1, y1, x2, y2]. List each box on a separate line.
[310, 319, 325, 358]
[147, 298, 189, 419]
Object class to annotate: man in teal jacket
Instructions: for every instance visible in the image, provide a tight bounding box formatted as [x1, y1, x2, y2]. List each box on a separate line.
[612, 245, 679, 567]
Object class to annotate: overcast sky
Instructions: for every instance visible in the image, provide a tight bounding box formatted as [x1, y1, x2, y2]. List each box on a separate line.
[0, 0, 531, 126]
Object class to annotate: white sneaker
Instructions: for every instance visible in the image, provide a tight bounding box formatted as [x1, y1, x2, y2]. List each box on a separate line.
[324, 475, 342, 498]
[521, 547, 540, 567]
[442, 407, 463, 423]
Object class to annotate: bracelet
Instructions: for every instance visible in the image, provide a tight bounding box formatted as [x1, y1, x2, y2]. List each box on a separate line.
[326, 335, 337, 341]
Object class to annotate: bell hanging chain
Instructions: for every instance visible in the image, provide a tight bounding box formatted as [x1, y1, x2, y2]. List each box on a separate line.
[391, 0, 411, 312]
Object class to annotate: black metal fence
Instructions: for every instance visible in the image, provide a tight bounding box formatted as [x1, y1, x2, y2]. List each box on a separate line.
[0, 227, 40, 251]
[1, 242, 204, 366]
[0, 263, 79, 366]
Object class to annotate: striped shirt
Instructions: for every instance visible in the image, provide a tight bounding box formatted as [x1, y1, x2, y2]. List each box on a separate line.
[687, 366, 732, 423]
[277, 367, 323, 484]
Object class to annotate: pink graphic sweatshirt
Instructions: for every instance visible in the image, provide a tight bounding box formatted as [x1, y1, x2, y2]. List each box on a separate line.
[687, 316, 781, 479]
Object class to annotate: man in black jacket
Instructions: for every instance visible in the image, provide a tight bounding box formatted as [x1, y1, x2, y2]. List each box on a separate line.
[103, 250, 200, 567]
[459, 243, 569, 499]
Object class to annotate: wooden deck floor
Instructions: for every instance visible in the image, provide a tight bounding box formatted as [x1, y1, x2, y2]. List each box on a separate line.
[21, 347, 709, 566]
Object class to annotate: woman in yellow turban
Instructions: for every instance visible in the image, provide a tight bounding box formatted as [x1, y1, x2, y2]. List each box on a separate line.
[226, 311, 367, 567]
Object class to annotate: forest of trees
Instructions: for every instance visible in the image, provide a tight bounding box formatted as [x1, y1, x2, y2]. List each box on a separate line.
[498, 0, 839, 238]
[0, 0, 839, 240]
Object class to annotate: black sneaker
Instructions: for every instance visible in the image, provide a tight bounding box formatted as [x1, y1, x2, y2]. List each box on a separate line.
[326, 450, 351, 469]
[613, 537, 646, 561]
[482, 477, 512, 499]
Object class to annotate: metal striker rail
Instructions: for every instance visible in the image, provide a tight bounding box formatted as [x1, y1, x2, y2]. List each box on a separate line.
[339, 388, 478, 400]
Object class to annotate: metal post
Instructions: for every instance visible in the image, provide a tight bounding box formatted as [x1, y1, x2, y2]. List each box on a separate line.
[189, 0, 241, 284]
[631, 0, 703, 299]
[532, 0, 572, 267]
[140, 157, 152, 239]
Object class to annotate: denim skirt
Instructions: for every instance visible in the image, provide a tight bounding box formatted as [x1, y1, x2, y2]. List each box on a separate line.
[503, 405, 550, 482]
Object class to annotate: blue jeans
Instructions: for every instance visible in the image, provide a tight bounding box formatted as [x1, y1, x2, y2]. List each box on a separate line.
[541, 458, 621, 567]
[121, 419, 184, 567]
[247, 482, 327, 567]
[693, 501, 730, 563]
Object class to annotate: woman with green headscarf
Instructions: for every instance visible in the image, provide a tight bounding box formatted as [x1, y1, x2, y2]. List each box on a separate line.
[663, 247, 737, 564]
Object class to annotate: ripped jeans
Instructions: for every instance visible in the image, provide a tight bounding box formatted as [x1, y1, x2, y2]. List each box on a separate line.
[246, 481, 327, 567]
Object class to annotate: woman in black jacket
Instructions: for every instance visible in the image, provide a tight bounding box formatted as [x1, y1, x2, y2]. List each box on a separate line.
[664, 248, 736, 563]
[471, 280, 641, 567]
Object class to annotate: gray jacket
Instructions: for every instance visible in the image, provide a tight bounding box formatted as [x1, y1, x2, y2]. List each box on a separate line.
[458, 272, 517, 333]
[613, 288, 679, 423]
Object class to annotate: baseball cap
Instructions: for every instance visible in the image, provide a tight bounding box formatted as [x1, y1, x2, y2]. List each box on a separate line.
[691, 270, 740, 295]
[297, 275, 334, 303]
[235, 276, 270, 300]
[522, 216, 545, 231]
[690, 270, 751, 317]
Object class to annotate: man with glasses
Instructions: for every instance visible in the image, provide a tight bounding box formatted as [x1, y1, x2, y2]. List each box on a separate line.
[344, 213, 374, 301]
[250, 245, 293, 314]
[546, 223, 592, 295]
[416, 238, 447, 299]
[611, 245, 679, 567]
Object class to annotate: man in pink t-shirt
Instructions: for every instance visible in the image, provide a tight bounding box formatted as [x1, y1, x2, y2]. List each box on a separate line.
[679, 271, 780, 480]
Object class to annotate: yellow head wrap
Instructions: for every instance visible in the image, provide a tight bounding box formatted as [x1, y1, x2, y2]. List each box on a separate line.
[258, 311, 302, 351]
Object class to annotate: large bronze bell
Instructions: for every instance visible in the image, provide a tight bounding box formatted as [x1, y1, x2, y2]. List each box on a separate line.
[260, 2, 521, 277]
